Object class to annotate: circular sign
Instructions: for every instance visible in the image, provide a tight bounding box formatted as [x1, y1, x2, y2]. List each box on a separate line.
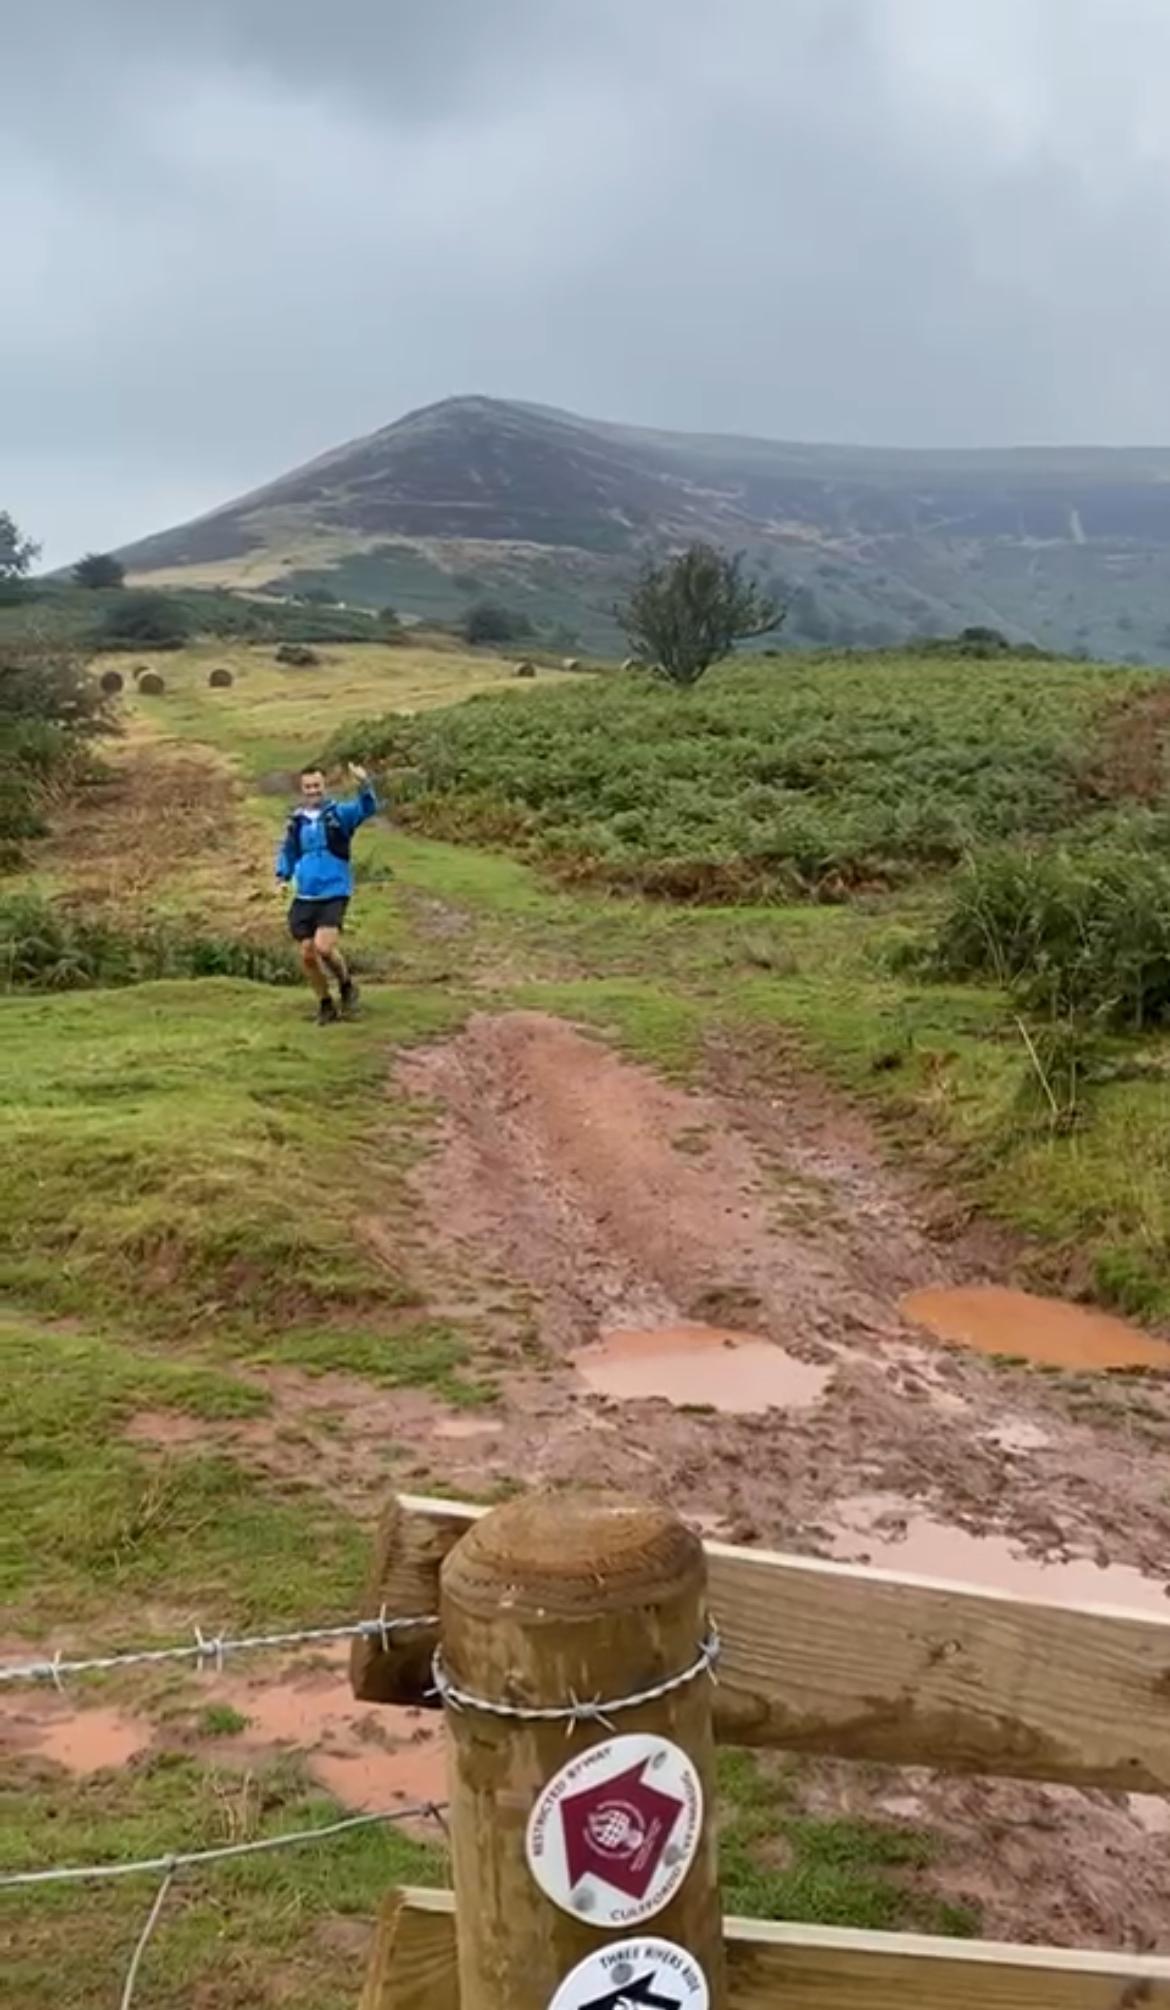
[547, 1937, 709, 2010]
[527, 1734, 704, 1928]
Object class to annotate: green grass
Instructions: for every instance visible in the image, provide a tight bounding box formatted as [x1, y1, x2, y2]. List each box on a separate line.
[0, 977, 467, 1346]
[718, 1751, 979, 1936]
[0, 1316, 367, 1630]
[1, 1759, 446, 2010]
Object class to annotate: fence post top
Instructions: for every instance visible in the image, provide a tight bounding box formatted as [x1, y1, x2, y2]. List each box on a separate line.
[441, 1491, 705, 1622]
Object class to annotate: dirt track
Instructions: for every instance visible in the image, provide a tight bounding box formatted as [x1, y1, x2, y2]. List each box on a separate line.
[103, 1008, 1170, 1947]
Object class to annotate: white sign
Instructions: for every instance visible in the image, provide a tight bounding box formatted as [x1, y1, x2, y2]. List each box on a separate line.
[547, 1937, 710, 2010]
[527, 1733, 703, 1928]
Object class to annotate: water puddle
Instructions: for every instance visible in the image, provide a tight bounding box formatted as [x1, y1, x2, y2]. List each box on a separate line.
[431, 1415, 504, 1441]
[212, 1650, 446, 1811]
[572, 1325, 831, 1413]
[828, 1493, 1170, 1613]
[6, 1648, 446, 1812]
[902, 1285, 1170, 1372]
[16, 1706, 153, 1776]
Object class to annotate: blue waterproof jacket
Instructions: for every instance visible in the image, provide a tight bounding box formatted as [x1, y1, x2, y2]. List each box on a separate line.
[276, 782, 378, 900]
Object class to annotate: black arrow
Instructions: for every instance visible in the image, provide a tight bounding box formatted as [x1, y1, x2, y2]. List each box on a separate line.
[578, 1972, 682, 2010]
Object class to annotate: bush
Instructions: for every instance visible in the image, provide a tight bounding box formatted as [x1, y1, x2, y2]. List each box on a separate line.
[463, 601, 534, 646]
[923, 842, 1170, 1027]
[0, 642, 112, 865]
[0, 892, 298, 991]
[92, 591, 190, 652]
[73, 552, 125, 590]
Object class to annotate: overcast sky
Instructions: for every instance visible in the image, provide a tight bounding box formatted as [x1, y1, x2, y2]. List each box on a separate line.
[8, 0, 1170, 562]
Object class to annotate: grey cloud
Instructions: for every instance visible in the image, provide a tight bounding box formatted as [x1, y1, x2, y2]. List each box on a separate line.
[7, 0, 1170, 560]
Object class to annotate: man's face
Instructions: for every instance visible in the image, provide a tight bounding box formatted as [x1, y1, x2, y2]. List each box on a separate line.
[300, 769, 327, 806]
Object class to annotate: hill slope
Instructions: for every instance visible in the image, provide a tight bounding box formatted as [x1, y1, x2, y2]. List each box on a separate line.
[114, 396, 1170, 658]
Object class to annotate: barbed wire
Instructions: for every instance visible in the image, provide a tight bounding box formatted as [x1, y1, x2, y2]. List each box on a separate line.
[0, 1610, 438, 1688]
[0, 1802, 450, 2010]
[430, 1623, 721, 1732]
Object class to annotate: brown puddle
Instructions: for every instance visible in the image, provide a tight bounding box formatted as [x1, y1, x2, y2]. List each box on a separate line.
[572, 1324, 831, 1414]
[902, 1285, 1170, 1372]
[6, 1647, 446, 1813]
[828, 1494, 1170, 1614]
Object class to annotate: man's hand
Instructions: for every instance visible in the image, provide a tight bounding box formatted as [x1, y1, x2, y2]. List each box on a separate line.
[348, 761, 369, 784]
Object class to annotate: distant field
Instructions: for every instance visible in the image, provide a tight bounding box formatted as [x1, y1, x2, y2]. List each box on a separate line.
[106, 637, 552, 777]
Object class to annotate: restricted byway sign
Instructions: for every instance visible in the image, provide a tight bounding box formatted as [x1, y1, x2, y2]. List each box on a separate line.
[546, 1936, 710, 2010]
[526, 1734, 704, 1927]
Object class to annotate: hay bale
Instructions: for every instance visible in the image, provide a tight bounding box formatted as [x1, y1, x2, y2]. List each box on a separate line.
[137, 671, 166, 696]
[99, 669, 125, 695]
[514, 659, 537, 679]
[561, 657, 581, 672]
[208, 667, 234, 689]
[275, 642, 319, 667]
[621, 657, 642, 673]
[132, 663, 152, 682]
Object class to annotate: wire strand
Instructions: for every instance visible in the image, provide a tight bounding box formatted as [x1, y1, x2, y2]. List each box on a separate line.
[0, 1802, 449, 1892]
[0, 1612, 437, 1688]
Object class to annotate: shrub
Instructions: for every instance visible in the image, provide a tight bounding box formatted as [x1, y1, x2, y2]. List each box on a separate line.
[923, 842, 1170, 1027]
[618, 542, 784, 687]
[0, 892, 297, 991]
[462, 601, 533, 646]
[0, 642, 112, 865]
[73, 552, 126, 590]
[92, 591, 190, 652]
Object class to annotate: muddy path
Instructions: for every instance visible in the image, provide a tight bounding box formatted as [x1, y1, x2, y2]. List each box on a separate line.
[31, 1005, 1170, 1949]
[382, 1008, 1170, 1948]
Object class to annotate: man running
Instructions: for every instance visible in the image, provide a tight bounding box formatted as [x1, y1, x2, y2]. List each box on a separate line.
[276, 762, 378, 1023]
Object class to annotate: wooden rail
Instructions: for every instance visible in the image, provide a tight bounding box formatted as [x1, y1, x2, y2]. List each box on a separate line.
[362, 1889, 1170, 2010]
[352, 1495, 1170, 1792]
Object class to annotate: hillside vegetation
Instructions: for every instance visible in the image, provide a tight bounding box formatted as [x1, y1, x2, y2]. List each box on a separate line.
[109, 394, 1170, 660]
[335, 655, 1130, 899]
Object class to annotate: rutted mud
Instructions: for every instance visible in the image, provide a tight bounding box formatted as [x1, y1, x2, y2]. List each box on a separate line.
[904, 1283, 1170, 1371]
[383, 1010, 1170, 1949]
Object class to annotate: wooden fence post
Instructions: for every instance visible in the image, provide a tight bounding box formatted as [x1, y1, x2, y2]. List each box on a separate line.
[439, 1489, 727, 2010]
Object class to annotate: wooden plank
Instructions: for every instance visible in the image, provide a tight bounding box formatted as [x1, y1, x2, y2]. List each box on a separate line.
[353, 1495, 1170, 1791]
[363, 1889, 1170, 2010]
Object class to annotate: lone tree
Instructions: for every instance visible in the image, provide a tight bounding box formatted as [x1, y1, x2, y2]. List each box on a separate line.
[0, 511, 40, 596]
[73, 552, 125, 590]
[463, 600, 534, 646]
[619, 542, 784, 687]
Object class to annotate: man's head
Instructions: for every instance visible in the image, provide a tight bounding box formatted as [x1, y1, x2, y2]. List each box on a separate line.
[299, 767, 327, 806]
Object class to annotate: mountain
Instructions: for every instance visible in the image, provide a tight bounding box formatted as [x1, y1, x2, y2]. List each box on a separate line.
[114, 396, 1170, 659]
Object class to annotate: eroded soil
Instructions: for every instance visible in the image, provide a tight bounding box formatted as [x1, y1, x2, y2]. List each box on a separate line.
[24, 1009, 1170, 1949]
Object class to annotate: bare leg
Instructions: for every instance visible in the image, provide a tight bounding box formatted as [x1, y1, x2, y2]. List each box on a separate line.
[300, 939, 331, 1000]
[315, 925, 348, 990]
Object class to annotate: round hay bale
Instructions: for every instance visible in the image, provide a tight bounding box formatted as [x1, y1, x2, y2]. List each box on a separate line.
[99, 669, 125, 696]
[132, 663, 152, 682]
[137, 671, 166, 696]
[562, 656, 581, 672]
[514, 659, 537, 679]
[621, 657, 642, 673]
[275, 642, 319, 668]
[208, 666, 234, 689]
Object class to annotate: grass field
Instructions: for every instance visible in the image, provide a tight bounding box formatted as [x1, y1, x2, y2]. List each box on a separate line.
[5, 637, 1170, 1998]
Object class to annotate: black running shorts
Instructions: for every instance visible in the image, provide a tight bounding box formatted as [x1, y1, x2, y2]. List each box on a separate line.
[288, 895, 349, 940]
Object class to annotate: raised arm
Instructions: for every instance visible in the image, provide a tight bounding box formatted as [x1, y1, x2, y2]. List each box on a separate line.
[335, 762, 379, 833]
